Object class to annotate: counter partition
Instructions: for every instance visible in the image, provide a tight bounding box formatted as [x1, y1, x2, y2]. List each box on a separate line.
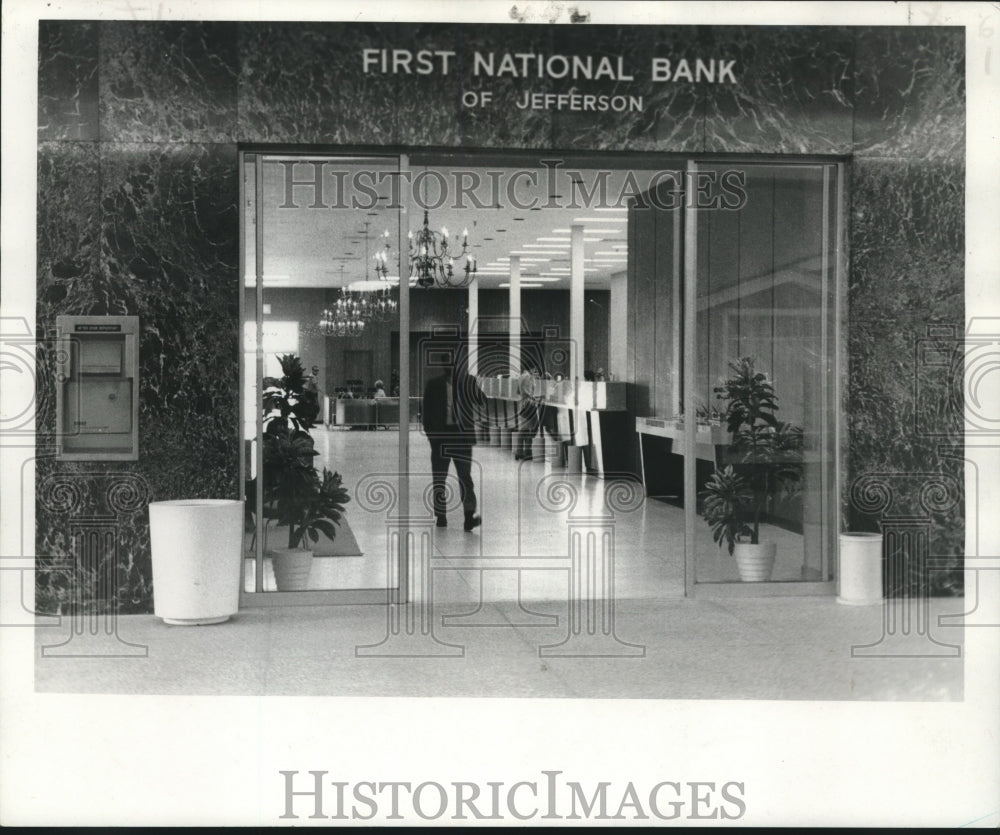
[476, 377, 633, 476]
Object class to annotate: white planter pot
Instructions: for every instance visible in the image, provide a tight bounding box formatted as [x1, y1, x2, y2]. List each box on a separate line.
[837, 532, 884, 605]
[149, 499, 244, 625]
[271, 547, 314, 591]
[733, 542, 776, 582]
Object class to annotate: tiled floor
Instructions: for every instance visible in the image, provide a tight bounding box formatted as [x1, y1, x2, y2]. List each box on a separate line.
[34, 430, 966, 700]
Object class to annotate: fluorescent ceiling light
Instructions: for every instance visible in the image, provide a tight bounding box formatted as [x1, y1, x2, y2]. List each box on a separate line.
[347, 280, 388, 291]
[521, 243, 570, 249]
[552, 227, 622, 234]
[499, 282, 544, 288]
[510, 250, 565, 255]
[537, 237, 570, 242]
[572, 218, 628, 224]
[595, 250, 627, 255]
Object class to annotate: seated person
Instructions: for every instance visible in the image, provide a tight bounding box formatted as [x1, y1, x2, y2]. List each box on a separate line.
[373, 380, 387, 399]
[303, 365, 320, 394]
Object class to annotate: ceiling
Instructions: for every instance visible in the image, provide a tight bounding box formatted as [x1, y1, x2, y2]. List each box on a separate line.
[243, 156, 666, 291]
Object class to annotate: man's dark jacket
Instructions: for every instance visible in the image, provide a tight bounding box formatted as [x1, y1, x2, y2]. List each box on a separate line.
[422, 370, 485, 445]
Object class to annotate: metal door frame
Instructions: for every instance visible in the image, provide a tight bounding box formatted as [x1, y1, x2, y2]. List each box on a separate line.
[238, 149, 409, 606]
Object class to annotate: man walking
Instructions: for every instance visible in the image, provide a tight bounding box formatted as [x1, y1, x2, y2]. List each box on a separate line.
[422, 357, 486, 531]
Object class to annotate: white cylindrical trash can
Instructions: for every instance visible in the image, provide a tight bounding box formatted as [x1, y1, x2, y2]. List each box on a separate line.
[837, 532, 884, 605]
[149, 499, 244, 625]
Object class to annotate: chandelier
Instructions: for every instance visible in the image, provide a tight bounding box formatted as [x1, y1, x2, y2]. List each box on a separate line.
[319, 222, 399, 337]
[366, 284, 398, 322]
[368, 228, 398, 322]
[374, 229, 391, 280]
[408, 209, 477, 288]
[319, 291, 367, 337]
[319, 266, 367, 338]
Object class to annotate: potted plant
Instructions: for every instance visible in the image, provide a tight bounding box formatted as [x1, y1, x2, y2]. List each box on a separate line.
[262, 353, 320, 434]
[246, 354, 350, 591]
[700, 357, 803, 581]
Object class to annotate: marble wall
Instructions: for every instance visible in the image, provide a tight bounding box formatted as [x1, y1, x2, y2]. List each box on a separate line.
[36, 21, 242, 613]
[36, 21, 964, 610]
[846, 27, 965, 595]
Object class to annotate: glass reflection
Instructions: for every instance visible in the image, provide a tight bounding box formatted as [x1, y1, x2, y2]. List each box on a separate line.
[243, 155, 402, 593]
[693, 163, 838, 584]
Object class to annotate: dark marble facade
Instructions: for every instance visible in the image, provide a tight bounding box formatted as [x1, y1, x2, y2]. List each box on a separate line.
[38, 21, 99, 142]
[100, 22, 240, 143]
[548, 25, 703, 152]
[852, 27, 965, 161]
[36, 130, 240, 612]
[701, 26, 855, 154]
[238, 22, 397, 145]
[845, 26, 965, 594]
[36, 21, 964, 610]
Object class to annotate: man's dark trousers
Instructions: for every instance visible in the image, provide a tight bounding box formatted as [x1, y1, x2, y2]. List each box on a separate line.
[430, 439, 476, 519]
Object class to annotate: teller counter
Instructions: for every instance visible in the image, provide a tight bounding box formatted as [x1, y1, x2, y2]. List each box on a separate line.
[476, 377, 633, 476]
[326, 396, 420, 429]
[634, 417, 727, 503]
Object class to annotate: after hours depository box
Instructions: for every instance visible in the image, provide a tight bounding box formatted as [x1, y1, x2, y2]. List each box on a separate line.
[55, 315, 140, 461]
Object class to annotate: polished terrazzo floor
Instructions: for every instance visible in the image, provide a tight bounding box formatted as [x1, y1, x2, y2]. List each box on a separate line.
[34, 429, 966, 700]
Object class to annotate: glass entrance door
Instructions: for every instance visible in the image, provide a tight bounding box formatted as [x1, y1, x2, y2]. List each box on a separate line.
[684, 160, 842, 592]
[239, 150, 843, 603]
[241, 152, 405, 603]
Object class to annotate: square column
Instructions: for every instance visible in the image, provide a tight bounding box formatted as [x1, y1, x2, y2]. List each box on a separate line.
[570, 224, 585, 382]
[468, 277, 479, 376]
[509, 255, 521, 375]
[609, 270, 627, 381]
[566, 224, 587, 469]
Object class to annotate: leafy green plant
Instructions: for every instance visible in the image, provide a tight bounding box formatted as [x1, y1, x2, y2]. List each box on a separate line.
[246, 354, 350, 550]
[263, 354, 320, 434]
[700, 357, 803, 553]
[701, 465, 754, 555]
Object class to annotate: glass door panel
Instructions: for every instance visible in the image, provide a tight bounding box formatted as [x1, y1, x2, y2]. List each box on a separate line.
[242, 153, 403, 599]
[689, 161, 839, 587]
